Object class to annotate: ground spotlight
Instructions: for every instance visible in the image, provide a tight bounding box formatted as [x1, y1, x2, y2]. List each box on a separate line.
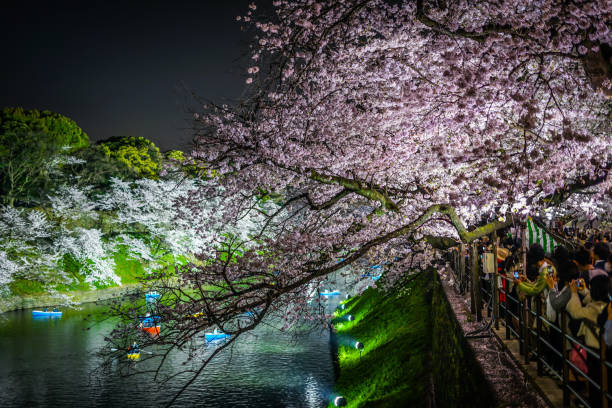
[354, 341, 364, 350]
[345, 294, 350, 299]
[339, 304, 346, 310]
[334, 396, 347, 406]
[345, 314, 354, 321]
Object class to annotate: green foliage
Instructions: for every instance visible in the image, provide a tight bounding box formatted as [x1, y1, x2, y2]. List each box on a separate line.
[98, 136, 162, 178]
[113, 245, 147, 285]
[0, 130, 63, 206]
[8, 279, 46, 296]
[256, 188, 285, 206]
[63, 145, 134, 188]
[0, 110, 192, 297]
[0, 107, 89, 150]
[164, 150, 218, 179]
[165, 150, 185, 162]
[0, 108, 90, 205]
[54, 254, 91, 292]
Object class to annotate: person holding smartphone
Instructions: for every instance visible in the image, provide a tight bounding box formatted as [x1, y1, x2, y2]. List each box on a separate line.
[566, 275, 609, 408]
[516, 244, 556, 297]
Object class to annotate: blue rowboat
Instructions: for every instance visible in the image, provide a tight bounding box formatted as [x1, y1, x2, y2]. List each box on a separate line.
[32, 310, 62, 317]
[205, 330, 230, 341]
[320, 290, 340, 296]
[371, 275, 381, 281]
[139, 315, 161, 325]
[242, 307, 262, 318]
[145, 292, 161, 302]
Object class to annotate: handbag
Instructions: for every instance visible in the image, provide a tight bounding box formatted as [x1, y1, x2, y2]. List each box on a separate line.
[569, 343, 588, 375]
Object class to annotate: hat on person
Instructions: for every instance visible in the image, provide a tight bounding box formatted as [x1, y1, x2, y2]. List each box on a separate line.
[497, 247, 511, 261]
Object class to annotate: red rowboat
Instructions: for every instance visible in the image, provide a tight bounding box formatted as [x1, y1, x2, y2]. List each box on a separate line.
[141, 325, 160, 336]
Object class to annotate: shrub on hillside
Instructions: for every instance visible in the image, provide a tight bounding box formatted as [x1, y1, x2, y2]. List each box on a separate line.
[98, 136, 162, 178]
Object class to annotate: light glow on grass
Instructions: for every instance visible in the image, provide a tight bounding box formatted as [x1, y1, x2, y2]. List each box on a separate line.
[329, 272, 430, 407]
[333, 395, 347, 406]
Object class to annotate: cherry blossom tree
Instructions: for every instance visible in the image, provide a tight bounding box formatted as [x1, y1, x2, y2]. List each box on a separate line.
[98, 176, 215, 264]
[104, 1, 610, 402]
[0, 206, 60, 289]
[183, 0, 610, 317]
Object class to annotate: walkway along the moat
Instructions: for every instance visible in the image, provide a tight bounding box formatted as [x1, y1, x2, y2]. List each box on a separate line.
[439, 269, 552, 408]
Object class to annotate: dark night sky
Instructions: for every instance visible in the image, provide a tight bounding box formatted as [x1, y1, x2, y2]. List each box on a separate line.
[0, 0, 256, 151]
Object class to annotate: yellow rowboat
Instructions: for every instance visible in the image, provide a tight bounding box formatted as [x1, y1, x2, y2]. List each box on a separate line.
[184, 311, 205, 319]
[127, 352, 140, 360]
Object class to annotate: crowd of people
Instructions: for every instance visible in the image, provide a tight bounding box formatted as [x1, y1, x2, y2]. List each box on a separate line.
[488, 228, 612, 408]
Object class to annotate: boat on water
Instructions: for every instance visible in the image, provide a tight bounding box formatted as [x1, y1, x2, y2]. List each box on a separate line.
[145, 291, 161, 302]
[142, 326, 160, 336]
[242, 307, 262, 318]
[127, 352, 140, 360]
[320, 290, 341, 296]
[205, 328, 230, 341]
[32, 309, 62, 317]
[139, 315, 161, 336]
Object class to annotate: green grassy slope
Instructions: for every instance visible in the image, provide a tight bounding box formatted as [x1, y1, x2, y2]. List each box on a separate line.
[331, 270, 495, 407]
[7, 249, 176, 296]
[331, 272, 432, 407]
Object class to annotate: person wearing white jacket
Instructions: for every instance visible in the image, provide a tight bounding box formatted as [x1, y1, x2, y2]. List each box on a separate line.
[566, 274, 609, 408]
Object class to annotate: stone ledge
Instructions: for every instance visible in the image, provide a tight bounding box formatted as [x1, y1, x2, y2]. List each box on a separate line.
[0, 283, 143, 314]
[439, 270, 551, 408]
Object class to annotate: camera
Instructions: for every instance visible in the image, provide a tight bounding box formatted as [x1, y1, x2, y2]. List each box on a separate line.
[513, 271, 519, 279]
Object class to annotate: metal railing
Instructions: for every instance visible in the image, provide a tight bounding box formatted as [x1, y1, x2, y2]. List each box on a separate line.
[449, 245, 611, 408]
[496, 273, 611, 408]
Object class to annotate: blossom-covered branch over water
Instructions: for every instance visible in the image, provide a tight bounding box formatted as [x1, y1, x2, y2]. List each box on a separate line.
[188, 0, 610, 293]
[104, 1, 610, 402]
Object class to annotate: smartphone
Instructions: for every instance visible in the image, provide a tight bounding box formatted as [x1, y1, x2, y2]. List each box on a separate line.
[547, 266, 554, 277]
[576, 280, 581, 288]
[513, 271, 519, 279]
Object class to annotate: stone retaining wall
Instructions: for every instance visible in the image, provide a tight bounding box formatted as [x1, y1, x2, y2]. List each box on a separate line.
[0, 284, 142, 314]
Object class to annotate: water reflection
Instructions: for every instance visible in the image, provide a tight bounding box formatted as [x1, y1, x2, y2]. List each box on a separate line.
[0, 302, 335, 407]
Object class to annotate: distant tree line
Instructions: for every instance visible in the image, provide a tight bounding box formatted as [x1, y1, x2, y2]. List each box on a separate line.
[0, 107, 178, 207]
[0, 107, 203, 294]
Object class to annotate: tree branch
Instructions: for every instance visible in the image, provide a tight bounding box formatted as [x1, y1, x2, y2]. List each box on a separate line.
[309, 170, 399, 211]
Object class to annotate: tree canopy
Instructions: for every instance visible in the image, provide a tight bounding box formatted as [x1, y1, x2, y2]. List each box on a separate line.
[105, 1, 611, 402]
[187, 0, 610, 298]
[98, 136, 163, 179]
[0, 107, 89, 150]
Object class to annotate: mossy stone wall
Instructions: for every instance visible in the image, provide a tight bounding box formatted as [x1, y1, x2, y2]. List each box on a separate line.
[431, 271, 496, 407]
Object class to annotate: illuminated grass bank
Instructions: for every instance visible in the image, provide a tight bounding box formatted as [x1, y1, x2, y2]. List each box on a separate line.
[330, 270, 494, 407]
